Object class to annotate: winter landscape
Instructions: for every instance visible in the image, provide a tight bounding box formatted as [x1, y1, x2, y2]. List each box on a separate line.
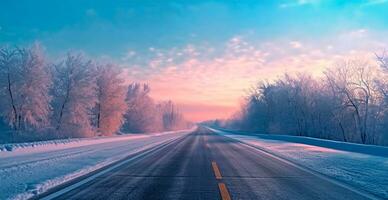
[0, 1, 387, 200]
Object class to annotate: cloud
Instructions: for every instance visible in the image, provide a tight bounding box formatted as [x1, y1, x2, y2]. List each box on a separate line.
[290, 41, 303, 49]
[346, 29, 368, 38]
[120, 29, 388, 121]
[362, 0, 388, 6]
[280, 0, 321, 8]
[121, 50, 136, 61]
[124, 37, 267, 108]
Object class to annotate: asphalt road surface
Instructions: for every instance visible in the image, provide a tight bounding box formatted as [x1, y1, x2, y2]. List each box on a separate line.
[40, 127, 372, 200]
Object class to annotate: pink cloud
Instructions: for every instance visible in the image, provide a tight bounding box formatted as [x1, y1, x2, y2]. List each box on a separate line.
[121, 30, 387, 121]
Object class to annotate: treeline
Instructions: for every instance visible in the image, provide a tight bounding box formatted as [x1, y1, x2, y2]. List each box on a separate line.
[0, 44, 189, 141]
[224, 56, 388, 146]
[123, 83, 188, 133]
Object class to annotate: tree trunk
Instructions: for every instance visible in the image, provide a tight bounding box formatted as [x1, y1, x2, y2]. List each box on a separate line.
[56, 81, 71, 130]
[7, 72, 18, 130]
[97, 103, 101, 129]
[339, 122, 347, 142]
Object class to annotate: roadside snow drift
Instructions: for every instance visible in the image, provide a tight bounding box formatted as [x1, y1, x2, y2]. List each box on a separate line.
[0, 129, 193, 200]
[211, 128, 388, 199]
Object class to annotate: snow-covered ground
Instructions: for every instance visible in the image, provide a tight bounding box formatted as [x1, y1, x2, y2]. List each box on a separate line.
[0, 129, 194, 200]
[210, 128, 388, 199]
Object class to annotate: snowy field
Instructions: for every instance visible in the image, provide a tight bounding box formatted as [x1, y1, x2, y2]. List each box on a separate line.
[0, 129, 194, 200]
[210, 128, 388, 199]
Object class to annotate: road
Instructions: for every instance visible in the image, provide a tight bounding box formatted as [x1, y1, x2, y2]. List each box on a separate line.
[39, 127, 371, 200]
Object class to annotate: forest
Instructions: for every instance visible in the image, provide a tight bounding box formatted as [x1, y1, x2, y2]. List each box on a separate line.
[0, 44, 189, 143]
[223, 55, 388, 146]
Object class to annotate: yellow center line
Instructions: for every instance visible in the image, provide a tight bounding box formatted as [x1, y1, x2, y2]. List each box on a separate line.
[211, 161, 222, 180]
[211, 160, 231, 199]
[218, 183, 232, 200]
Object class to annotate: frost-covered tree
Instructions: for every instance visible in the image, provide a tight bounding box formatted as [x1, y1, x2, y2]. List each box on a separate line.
[325, 61, 379, 144]
[52, 53, 97, 137]
[0, 44, 51, 131]
[225, 59, 387, 145]
[0, 47, 19, 130]
[17, 45, 52, 129]
[1, 43, 192, 140]
[159, 100, 186, 131]
[123, 83, 162, 133]
[376, 52, 388, 144]
[94, 64, 127, 136]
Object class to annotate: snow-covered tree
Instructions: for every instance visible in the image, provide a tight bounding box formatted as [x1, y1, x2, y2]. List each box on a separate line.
[94, 63, 127, 136]
[325, 61, 380, 144]
[0, 47, 20, 130]
[226, 59, 387, 145]
[0, 44, 51, 131]
[52, 53, 97, 137]
[376, 52, 388, 144]
[123, 83, 163, 133]
[159, 100, 186, 131]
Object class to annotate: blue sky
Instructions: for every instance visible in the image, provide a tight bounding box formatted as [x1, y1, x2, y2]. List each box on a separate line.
[1, 0, 388, 57]
[1, 0, 388, 121]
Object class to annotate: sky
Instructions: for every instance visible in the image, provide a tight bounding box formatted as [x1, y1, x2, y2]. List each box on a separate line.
[1, 0, 388, 122]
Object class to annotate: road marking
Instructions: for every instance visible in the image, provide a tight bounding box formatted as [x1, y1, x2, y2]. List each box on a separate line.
[218, 183, 231, 200]
[212, 162, 232, 199]
[211, 161, 222, 180]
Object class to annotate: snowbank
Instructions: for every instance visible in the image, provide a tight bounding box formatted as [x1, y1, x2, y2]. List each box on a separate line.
[0, 135, 145, 152]
[0, 128, 193, 200]
[0, 129, 190, 154]
[210, 127, 388, 199]
[215, 127, 388, 157]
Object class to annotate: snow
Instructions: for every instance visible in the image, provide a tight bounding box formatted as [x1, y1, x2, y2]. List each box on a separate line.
[0, 128, 194, 200]
[210, 128, 388, 199]
[0, 135, 146, 153]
